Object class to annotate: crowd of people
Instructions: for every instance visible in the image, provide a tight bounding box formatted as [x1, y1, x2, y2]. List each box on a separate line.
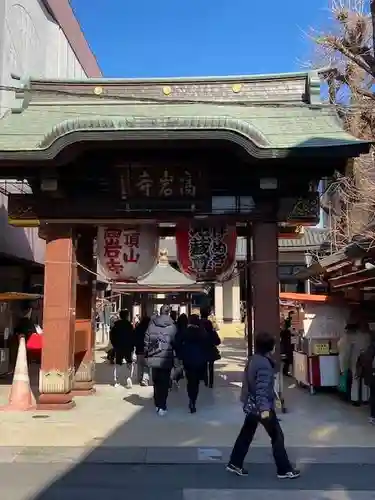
[108, 305, 221, 415]
[108, 305, 300, 480]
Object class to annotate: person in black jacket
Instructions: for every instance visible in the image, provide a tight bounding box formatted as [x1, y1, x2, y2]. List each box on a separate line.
[109, 309, 135, 389]
[280, 327, 293, 376]
[201, 308, 221, 388]
[135, 315, 150, 386]
[144, 304, 177, 416]
[176, 314, 210, 413]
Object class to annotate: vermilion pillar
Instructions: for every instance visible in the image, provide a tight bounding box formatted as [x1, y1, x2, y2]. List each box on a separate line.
[252, 222, 280, 362]
[73, 228, 96, 395]
[38, 227, 77, 410]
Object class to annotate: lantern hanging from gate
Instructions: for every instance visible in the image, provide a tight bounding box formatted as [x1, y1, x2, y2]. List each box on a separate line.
[97, 225, 159, 282]
[176, 223, 237, 281]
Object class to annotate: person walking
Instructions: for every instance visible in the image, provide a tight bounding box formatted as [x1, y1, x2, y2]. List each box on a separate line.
[135, 315, 151, 386]
[200, 307, 221, 388]
[227, 331, 299, 479]
[356, 332, 375, 424]
[144, 305, 177, 416]
[175, 314, 209, 413]
[280, 326, 293, 376]
[172, 313, 189, 388]
[109, 309, 135, 389]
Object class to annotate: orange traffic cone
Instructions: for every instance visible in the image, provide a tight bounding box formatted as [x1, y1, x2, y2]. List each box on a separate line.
[1, 335, 36, 411]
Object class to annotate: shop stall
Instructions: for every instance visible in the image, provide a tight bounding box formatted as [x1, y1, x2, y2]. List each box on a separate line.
[280, 292, 348, 394]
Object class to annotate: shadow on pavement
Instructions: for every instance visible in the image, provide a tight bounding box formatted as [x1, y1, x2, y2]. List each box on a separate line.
[14, 338, 375, 499]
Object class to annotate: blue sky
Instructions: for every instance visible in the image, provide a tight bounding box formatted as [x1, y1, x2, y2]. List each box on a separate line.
[71, 0, 331, 78]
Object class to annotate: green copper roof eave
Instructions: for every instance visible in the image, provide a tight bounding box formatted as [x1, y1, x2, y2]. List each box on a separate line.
[0, 104, 370, 161]
[38, 116, 271, 149]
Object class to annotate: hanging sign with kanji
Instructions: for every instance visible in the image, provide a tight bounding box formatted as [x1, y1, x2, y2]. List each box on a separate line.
[97, 225, 159, 281]
[176, 223, 237, 281]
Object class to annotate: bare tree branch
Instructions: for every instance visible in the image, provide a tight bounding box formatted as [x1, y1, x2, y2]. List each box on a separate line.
[313, 0, 375, 253]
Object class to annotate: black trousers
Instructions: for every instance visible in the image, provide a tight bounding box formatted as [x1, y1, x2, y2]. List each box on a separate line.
[370, 378, 375, 418]
[185, 365, 206, 404]
[207, 361, 214, 387]
[152, 368, 172, 410]
[229, 410, 292, 475]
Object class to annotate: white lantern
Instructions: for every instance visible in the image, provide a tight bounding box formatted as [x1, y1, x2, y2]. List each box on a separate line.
[97, 225, 159, 282]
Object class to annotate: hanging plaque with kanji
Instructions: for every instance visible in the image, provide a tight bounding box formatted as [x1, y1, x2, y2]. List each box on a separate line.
[176, 223, 237, 281]
[97, 225, 159, 281]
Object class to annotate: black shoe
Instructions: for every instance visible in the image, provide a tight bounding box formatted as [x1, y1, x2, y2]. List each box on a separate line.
[189, 401, 197, 414]
[277, 469, 300, 479]
[226, 463, 248, 476]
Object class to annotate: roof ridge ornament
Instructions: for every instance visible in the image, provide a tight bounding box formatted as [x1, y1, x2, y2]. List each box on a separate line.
[158, 248, 169, 265]
[10, 75, 30, 115]
[307, 70, 321, 106]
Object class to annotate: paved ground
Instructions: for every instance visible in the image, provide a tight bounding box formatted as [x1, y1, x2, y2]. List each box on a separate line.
[1, 463, 375, 500]
[0, 338, 375, 499]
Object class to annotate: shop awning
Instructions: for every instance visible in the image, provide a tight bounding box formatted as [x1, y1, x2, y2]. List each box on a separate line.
[0, 292, 42, 301]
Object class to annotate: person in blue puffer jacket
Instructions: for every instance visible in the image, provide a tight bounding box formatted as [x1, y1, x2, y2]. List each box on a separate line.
[227, 331, 300, 480]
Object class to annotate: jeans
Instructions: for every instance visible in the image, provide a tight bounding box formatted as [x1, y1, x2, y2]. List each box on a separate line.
[229, 410, 292, 474]
[185, 365, 206, 404]
[152, 368, 172, 410]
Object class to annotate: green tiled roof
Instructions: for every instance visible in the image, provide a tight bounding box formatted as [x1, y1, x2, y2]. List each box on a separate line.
[0, 71, 369, 158]
[0, 102, 366, 154]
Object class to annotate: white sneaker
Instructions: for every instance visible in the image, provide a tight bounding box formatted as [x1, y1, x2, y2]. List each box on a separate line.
[126, 377, 133, 389]
[157, 408, 167, 416]
[114, 383, 120, 388]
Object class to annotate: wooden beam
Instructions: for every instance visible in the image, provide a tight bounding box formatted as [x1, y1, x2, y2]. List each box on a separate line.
[329, 267, 375, 289]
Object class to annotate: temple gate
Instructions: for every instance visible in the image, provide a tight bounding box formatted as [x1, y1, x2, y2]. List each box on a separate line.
[0, 71, 369, 408]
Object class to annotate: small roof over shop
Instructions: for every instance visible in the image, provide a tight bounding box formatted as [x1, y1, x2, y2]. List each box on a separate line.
[0, 292, 42, 301]
[112, 249, 206, 293]
[0, 71, 370, 160]
[294, 220, 375, 290]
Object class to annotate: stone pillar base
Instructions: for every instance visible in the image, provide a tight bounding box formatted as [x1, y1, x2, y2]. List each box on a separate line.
[73, 361, 95, 396]
[38, 393, 76, 411]
[71, 382, 96, 396]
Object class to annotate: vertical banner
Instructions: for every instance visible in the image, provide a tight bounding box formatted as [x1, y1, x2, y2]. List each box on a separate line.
[97, 225, 159, 282]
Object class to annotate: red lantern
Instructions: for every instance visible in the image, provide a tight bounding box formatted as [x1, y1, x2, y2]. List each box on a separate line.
[176, 223, 237, 281]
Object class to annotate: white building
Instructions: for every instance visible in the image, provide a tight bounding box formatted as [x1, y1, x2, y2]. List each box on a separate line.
[0, 0, 101, 292]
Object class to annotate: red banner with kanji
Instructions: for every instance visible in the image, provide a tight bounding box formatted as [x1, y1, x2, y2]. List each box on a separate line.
[97, 225, 159, 282]
[176, 223, 237, 281]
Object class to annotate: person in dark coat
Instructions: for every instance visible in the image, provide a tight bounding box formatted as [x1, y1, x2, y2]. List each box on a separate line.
[107, 311, 120, 364]
[280, 327, 293, 376]
[135, 316, 150, 386]
[175, 314, 210, 413]
[200, 307, 221, 388]
[109, 309, 135, 389]
[144, 304, 177, 415]
[172, 313, 189, 386]
[227, 331, 299, 479]
[356, 332, 375, 424]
